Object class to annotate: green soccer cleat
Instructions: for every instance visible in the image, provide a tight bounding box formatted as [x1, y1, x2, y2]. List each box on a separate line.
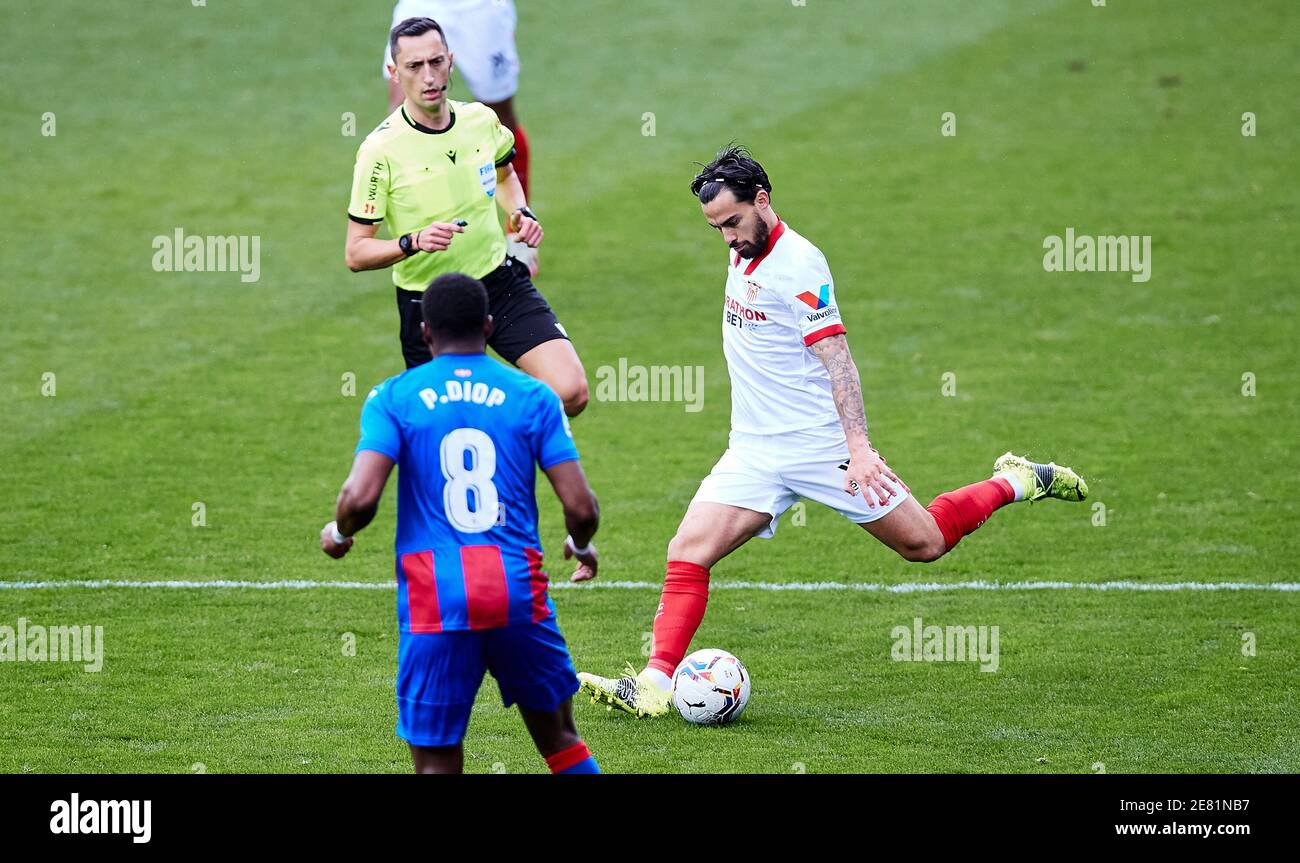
[993, 452, 1089, 502]
[577, 663, 673, 719]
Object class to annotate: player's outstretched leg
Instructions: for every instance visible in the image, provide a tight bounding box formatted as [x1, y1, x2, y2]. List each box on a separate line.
[578, 502, 770, 719]
[864, 452, 1088, 561]
[928, 451, 1087, 553]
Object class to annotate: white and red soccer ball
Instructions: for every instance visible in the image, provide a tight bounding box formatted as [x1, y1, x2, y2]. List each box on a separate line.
[672, 648, 751, 725]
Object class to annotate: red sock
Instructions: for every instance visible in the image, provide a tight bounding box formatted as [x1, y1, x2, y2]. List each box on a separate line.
[511, 123, 531, 199]
[647, 561, 710, 677]
[544, 741, 597, 774]
[925, 477, 1015, 552]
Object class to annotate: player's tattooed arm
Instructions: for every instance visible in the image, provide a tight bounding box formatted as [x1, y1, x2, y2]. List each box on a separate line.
[810, 335, 904, 502]
[810, 334, 870, 453]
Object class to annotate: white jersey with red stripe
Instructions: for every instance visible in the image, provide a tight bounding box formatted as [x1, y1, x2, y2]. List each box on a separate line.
[721, 220, 847, 435]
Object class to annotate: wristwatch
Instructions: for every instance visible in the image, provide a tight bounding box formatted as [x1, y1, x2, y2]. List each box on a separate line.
[398, 232, 417, 256]
[515, 206, 539, 224]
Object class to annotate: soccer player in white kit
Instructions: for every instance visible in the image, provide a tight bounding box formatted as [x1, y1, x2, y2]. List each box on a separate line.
[578, 146, 1090, 718]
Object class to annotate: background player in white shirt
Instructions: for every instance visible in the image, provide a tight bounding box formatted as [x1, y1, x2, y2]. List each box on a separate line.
[578, 146, 1090, 717]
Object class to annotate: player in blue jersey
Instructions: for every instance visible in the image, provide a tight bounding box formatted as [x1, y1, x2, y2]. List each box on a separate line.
[319, 272, 602, 774]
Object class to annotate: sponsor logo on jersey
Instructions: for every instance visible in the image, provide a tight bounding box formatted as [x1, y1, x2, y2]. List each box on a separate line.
[724, 295, 766, 321]
[796, 283, 832, 310]
[804, 306, 838, 324]
[724, 294, 767, 330]
[366, 160, 384, 203]
[446, 149, 457, 164]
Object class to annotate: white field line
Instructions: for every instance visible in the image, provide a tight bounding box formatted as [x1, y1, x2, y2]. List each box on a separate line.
[0, 579, 1297, 593]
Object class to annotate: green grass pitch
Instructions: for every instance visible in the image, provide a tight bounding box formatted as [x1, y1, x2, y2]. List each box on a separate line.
[1, 0, 1296, 773]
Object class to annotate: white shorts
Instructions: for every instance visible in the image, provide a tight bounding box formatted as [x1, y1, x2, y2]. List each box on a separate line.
[691, 423, 910, 539]
[383, 0, 520, 104]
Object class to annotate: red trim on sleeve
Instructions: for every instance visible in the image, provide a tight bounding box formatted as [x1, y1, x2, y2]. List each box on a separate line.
[803, 323, 846, 346]
[742, 220, 786, 276]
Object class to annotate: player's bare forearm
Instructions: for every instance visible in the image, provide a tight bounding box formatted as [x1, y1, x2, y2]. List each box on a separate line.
[328, 451, 395, 544]
[335, 487, 379, 537]
[566, 496, 600, 549]
[544, 460, 599, 547]
[810, 335, 904, 502]
[810, 334, 871, 455]
[543, 459, 600, 581]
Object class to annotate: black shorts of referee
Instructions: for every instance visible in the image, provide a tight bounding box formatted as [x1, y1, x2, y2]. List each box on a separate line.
[396, 255, 568, 369]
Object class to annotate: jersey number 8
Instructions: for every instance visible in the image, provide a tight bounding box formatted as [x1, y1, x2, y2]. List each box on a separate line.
[440, 428, 499, 533]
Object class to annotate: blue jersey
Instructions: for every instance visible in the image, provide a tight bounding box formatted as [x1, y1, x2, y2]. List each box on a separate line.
[356, 352, 579, 632]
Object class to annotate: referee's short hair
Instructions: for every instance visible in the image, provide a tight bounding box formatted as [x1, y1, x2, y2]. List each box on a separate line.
[390, 17, 448, 63]
[423, 273, 488, 340]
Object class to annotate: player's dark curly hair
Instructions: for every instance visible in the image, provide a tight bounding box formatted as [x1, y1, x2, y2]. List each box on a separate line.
[690, 144, 772, 205]
[389, 16, 448, 63]
[423, 273, 488, 340]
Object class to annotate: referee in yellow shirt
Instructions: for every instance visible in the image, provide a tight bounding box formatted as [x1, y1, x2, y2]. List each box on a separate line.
[346, 16, 588, 416]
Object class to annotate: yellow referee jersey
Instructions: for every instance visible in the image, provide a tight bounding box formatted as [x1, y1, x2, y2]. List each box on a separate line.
[348, 100, 516, 290]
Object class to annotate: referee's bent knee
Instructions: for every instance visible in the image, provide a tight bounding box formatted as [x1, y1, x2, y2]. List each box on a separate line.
[559, 375, 589, 417]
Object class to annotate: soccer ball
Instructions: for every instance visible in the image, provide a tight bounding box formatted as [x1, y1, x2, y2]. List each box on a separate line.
[672, 649, 751, 725]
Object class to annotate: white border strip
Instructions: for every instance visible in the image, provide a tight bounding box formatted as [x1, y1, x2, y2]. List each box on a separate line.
[0, 579, 1296, 593]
